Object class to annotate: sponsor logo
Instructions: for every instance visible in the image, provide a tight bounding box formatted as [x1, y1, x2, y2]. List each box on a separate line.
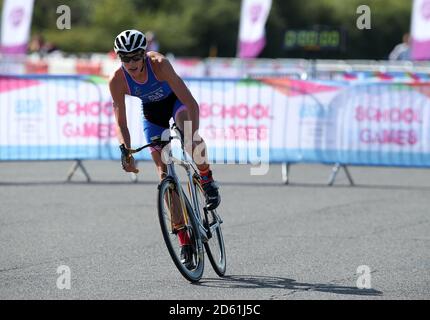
[422, 0, 430, 20]
[15, 99, 43, 114]
[250, 4, 263, 24]
[9, 7, 24, 27]
[134, 87, 143, 96]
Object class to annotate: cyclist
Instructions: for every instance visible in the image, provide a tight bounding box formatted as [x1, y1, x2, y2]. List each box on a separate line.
[109, 30, 220, 268]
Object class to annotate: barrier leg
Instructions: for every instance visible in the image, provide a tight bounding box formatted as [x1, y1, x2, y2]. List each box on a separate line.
[343, 165, 355, 186]
[328, 163, 354, 186]
[67, 160, 91, 182]
[328, 163, 340, 186]
[282, 162, 290, 185]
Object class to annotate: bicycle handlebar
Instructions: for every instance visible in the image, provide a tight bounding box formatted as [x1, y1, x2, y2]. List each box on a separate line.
[127, 123, 183, 155]
[127, 139, 169, 155]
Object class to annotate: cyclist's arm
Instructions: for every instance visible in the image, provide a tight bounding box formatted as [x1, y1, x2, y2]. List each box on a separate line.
[151, 54, 200, 126]
[109, 70, 131, 148]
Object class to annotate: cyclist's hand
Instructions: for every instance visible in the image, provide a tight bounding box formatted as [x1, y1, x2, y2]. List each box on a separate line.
[120, 144, 139, 174]
[123, 155, 139, 173]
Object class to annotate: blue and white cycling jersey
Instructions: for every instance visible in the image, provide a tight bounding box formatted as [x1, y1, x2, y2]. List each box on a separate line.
[121, 57, 186, 145]
[122, 57, 173, 104]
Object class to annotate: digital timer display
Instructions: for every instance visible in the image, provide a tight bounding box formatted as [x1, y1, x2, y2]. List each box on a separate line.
[284, 29, 345, 51]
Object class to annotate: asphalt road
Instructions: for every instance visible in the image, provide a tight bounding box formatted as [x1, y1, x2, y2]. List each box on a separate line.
[0, 160, 429, 300]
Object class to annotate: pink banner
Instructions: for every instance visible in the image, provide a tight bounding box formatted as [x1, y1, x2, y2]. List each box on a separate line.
[0, 0, 35, 55]
[238, 38, 266, 59]
[237, 0, 272, 58]
[411, 0, 430, 60]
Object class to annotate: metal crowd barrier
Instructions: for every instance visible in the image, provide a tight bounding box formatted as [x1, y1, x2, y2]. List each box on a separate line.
[1, 74, 429, 184]
[0, 74, 107, 181]
[273, 80, 430, 185]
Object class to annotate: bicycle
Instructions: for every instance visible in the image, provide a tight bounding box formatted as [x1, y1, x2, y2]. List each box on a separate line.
[128, 123, 226, 282]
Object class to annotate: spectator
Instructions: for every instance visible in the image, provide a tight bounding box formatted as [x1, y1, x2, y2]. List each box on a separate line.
[28, 34, 59, 57]
[28, 34, 45, 54]
[389, 33, 411, 61]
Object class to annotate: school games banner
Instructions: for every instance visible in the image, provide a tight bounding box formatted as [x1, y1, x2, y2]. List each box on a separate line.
[1, 75, 430, 167]
[0, 75, 146, 160]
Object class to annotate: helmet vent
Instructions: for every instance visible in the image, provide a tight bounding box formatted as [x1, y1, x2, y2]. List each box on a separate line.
[114, 30, 147, 53]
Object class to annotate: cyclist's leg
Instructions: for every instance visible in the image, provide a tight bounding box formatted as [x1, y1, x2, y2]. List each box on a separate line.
[173, 101, 221, 210]
[173, 101, 209, 168]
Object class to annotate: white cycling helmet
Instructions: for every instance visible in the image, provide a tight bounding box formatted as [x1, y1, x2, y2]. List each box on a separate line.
[114, 30, 147, 54]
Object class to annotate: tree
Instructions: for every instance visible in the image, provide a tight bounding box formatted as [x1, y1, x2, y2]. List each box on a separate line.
[21, 0, 412, 59]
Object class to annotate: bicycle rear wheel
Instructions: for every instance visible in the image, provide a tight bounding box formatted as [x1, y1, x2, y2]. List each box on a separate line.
[193, 179, 226, 277]
[157, 177, 204, 282]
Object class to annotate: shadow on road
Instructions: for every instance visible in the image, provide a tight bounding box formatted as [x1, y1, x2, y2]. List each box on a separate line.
[195, 275, 383, 297]
[218, 181, 430, 191]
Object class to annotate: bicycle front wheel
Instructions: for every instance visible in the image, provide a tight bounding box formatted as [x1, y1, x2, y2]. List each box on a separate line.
[194, 180, 227, 277]
[157, 177, 204, 282]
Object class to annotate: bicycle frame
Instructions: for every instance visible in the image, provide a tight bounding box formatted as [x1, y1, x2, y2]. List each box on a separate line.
[167, 125, 223, 241]
[164, 126, 210, 243]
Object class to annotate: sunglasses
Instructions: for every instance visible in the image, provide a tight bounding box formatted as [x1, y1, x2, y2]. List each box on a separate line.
[119, 53, 144, 63]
